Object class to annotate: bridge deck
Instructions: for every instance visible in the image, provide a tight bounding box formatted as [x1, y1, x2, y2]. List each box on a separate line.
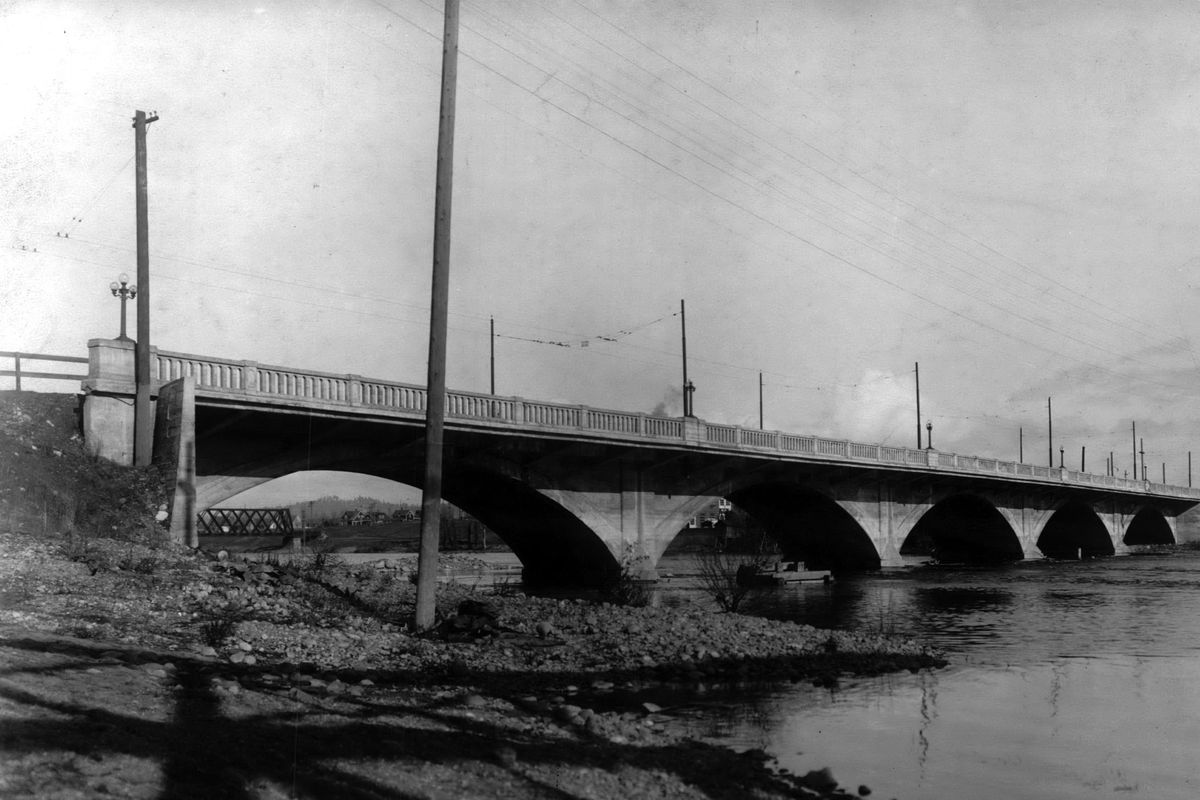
[82, 340, 1200, 502]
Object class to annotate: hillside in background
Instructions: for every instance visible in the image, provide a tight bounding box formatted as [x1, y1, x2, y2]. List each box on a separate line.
[284, 496, 418, 527]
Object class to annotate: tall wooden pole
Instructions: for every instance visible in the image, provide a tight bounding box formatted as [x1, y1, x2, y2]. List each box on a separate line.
[1047, 397, 1053, 468]
[133, 110, 157, 467]
[1019, 427, 1023, 463]
[1128, 424, 1137, 482]
[914, 362, 922, 450]
[758, 371, 763, 430]
[489, 316, 495, 395]
[414, 0, 460, 632]
[680, 299, 689, 416]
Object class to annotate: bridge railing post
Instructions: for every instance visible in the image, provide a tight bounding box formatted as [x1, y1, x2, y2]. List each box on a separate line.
[514, 399, 525, 424]
[242, 361, 259, 394]
[349, 375, 363, 406]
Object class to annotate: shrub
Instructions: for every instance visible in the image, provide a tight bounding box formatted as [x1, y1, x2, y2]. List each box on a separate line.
[694, 549, 767, 612]
[601, 544, 652, 607]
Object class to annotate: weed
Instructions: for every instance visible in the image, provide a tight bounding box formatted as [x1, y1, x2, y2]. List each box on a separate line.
[600, 544, 652, 607]
[185, 585, 258, 646]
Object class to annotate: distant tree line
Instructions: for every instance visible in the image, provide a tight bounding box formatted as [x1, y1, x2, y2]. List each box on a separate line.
[288, 496, 419, 528]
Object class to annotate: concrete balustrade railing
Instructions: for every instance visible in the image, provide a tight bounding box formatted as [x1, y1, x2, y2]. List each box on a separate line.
[81, 340, 1200, 499]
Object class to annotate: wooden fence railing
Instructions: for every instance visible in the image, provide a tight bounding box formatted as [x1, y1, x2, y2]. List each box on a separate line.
[1, 351, 88, 390]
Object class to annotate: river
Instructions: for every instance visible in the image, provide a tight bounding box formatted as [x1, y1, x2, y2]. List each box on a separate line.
[650, 550, 1200, 799]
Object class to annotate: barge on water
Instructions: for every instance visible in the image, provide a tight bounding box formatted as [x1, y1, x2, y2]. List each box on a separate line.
[736, 560, 833, 587]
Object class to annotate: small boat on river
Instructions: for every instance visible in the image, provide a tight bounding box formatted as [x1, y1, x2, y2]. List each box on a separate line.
[736, 560, 833, 587]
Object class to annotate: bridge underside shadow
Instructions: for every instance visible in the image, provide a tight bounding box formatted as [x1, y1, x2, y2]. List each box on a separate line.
[181, 401, 1197, 585]
[1124, 507, 1174, 546]
[726, 484, 881, 571]
[192, 405, 632, 586]
[441, 468, 618, 587]
[1037, 501, 1115, 560]
[901, 494, 1024, 564]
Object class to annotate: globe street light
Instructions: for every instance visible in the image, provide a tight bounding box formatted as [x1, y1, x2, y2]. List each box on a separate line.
[109, 273, 137, 342]
[925, 420, 933, 450]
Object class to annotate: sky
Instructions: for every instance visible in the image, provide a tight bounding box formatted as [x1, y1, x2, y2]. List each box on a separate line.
[5, 0, 1200, 498]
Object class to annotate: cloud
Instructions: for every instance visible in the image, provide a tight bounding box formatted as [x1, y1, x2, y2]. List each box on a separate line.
[827, 369, 916, 445]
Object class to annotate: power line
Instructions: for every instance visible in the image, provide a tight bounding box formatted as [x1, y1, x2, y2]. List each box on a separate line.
[563, 0, 1152, 336]
[418, 1, 1156, 375]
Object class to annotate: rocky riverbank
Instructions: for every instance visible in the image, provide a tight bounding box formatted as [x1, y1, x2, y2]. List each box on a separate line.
[0, 391, 945, 798]
[0, 529, 945, 799]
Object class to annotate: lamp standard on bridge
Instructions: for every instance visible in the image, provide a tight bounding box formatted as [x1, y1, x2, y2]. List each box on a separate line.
[925, 420, 933, 450]
[1059, 446, 1064, 469]
[109, 273, 136, 342]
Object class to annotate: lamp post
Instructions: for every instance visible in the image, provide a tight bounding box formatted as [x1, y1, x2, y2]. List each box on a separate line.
[1059, 446, 1064, 469]
[109, 273, 136, 342]
[925, 420, 933, 450]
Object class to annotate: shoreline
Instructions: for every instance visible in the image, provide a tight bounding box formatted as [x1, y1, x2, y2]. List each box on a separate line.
[0, 531, 945, 799]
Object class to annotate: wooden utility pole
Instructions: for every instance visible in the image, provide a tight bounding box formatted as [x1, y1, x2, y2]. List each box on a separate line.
[1047, 397, 1053, 468]
[133, 109, 158, 467]
[489, 316, 495, 395]
[1132, 422, 1137, 481]
[1019, 427, 1023, 463]
[758, 371, 763, 430]
[680, 299, 690, 416]
[413, 0, 460, 632]
[914, 362, 922, 450]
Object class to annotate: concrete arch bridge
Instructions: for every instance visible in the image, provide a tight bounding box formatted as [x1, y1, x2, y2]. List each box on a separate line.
[82, 340, 1200, 586]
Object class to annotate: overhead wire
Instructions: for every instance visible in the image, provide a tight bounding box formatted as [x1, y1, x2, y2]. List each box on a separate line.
[463, 0, 1153, 364]
[563, 0, 1153, 336]
[426, 0, 1187, 388]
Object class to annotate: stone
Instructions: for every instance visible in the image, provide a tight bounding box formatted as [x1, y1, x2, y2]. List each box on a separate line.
[494, 746, 518, 768]
[641, 702, 663, 714]
[799, 768, 837, 791]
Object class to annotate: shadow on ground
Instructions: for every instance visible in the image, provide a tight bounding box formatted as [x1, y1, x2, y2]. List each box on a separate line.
[0, 632, 849, 800]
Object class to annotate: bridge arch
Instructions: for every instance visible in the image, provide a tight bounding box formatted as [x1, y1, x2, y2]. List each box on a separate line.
[1123, 507, 1174, 547]
[441, 464, 619, 588]
[903, 493, 1023, 563]
[723, 483, 880, 571]
[1037, 500, 1115, 559]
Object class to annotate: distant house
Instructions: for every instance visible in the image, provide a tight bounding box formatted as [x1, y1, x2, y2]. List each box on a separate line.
[342, 510, 371, 526]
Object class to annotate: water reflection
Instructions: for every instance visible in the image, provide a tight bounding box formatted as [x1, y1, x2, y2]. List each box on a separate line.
[653, 551, 1200, 799]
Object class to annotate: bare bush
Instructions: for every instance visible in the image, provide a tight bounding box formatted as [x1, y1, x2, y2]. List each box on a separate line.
[695, 549, 768, 612]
